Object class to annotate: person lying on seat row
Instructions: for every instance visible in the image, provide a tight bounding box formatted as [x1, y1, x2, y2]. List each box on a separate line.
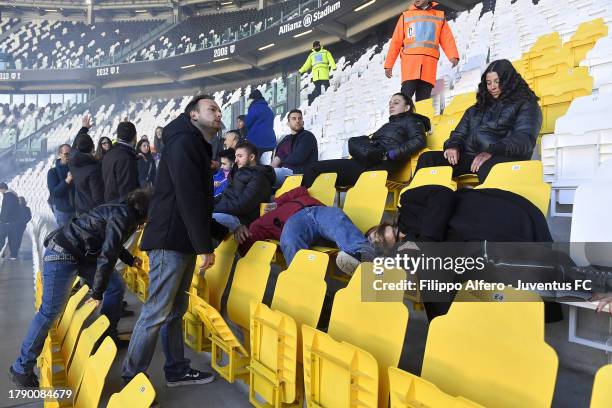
[233, 186, 375, 274]
[301, 93, 429, 187]
[417, 59, 542, 182]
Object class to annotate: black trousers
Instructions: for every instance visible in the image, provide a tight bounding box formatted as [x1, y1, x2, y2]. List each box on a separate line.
[309, 80, 330, 105]
[416, 150, 519, 182]
[301, 158, 401, 188]
[8, 223, 27, 258]
[401, 79, 434, 102]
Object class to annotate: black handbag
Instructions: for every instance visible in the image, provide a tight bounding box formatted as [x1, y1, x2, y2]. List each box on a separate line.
[348, 136, 385, 167]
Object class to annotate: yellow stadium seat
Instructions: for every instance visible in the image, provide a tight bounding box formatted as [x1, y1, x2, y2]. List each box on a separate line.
[343, 170, 388, 233]
[523, 32, 563, 71]
[539, 66, 593, 134]
[415, 98, 435, 120]
[35, 271, 42, 310]
[308, 172, 337, 206]
[184, 237, 237, 352]
[399, 166, 456, 199]
[188, 291, 250, 383]
[328, 265, 409, 408]
[475, 161, 551, 216]
[249, 304, 298, 407]
[389, 367, 484, 408]
[566, 18, 609, 67]
[429, 113, 462, 150]
[135, 268, 149, 303]
[528, 48, 574, 96]
[107, 373, 156, 408]
[421, 286, 558, 408]
[227, 241, 277, 330]
[443, 92, 476, 116]
[590, 364, 612, 408]
[56, 284, 89, 348]
[275, 175, 303, 198]
[302, 325, 379, 408]
[73, 336, 117, 408]
[60, 301, 97, 371]
[66, 316, 110, 393]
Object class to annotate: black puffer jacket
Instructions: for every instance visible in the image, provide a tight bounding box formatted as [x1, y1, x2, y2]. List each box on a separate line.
[45, 204, 138, 300]
[214, 165, 276, 225]
[101, 141, 139, 203]
[70, 151, 105, 215]
[444, 99, 542, 159]
[371, 111, 429, 162]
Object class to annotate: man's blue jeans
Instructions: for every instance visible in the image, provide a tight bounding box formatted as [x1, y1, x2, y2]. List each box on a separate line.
[122, 250, 196, 381]
[212, 213, 241, 232]
[273, 167, 294, 188]
[12, 249, 124, 375]
[280, 206, 370, 264]
[52, 206, 74, 228]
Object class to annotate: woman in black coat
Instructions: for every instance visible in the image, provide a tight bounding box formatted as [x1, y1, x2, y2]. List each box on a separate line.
[71, 135, 105, 216]
[136, 139, 156, 188]
[301, 93, 429, 187]
[416, 59, 542, 182]
[95, 136, 112, 162]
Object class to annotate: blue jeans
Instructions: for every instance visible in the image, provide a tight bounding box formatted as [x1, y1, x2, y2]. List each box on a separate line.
[280, 206, 371, 264]
[122, 250, 196, 381]
[212, 213, 241, 232]
[52, 206, 74, 228]
[273, 167, 294, 188]
[79, 261, 125, 338]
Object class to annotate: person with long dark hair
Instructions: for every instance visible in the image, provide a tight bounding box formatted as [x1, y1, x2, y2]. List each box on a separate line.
[301, 92, 429, 187]
[416, 59, 542, 181]
[95, 136, 112, 162]
[136, 138, 157, 188]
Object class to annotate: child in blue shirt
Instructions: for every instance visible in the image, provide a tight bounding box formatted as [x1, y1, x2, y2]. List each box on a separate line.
[213, 148, 235, 197]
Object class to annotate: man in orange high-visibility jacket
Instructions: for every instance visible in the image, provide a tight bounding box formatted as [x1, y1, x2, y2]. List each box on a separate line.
[385, 0, 460, 101]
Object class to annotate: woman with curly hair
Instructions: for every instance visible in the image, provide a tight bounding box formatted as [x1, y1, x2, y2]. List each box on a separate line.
[416, 59, 542, 181]
[95, 136, 113, 161]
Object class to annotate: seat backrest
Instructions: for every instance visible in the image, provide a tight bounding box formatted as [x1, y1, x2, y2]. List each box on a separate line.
[250, 303, 298, 403]
[429, 113, 463, 150]
[197, 236, 238, 311]
[308, 172, 337, 206]
[107, 373, 156, 408]
[539, 66, 593, 99]
[414, 98, 435, 120]
[388, 367, 484, 408]
[73, 336, 117, 408]
[421, 292, 558, 408]
[67, 316, 110, 392]
[227, 241, 277, 330]
[475, 161, 550, 215]
[343, 171, 388, 233]
[275, 175, 303, 198]
[401, 166, 456, 197]
[527, 32, 562, 56]
[328, 265, 409, 408]
[61, 302, 97, 372]
[302, 325, 378, 408]
[56, 284, 89, 347]
[443, 92, 476, 116]
[590, 364, 612, 408]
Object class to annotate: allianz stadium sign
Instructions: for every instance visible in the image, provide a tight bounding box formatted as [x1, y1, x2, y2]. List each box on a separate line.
[278, 1, 342, 35]
[0, 0, 361, 87]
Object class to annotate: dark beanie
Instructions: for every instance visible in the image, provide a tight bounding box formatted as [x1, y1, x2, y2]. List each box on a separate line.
[313, 41, 321, 48]
[117, 121, 137, 142]
[76, 134, 95, 153]
[249, 89, 263, 100]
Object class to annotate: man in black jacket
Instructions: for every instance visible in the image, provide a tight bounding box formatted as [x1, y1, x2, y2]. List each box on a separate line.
[102, 121, 139, 203]
[0, 182, 20, 257]
[7, 196, 31, 259]
[213, 140, 276, 231]
[9, 190, 149, 388]
[123, 95, 228, 388]
[71, 124, 105, 215]
[271, 109, 318, 188]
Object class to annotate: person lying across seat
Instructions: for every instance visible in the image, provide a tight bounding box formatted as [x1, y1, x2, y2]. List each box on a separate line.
[233, 186, 375, 274]
[301, 93, 429, 187]
[416, 59, 542, 182]
[212, 141, 276, 232]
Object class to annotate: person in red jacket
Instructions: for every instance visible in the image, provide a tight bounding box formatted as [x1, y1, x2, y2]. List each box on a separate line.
[384, 0, 460, 101]
[234, 186, 376, 274]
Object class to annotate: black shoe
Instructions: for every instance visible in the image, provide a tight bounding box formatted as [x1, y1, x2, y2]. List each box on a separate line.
[166, 369, 215, 387]
[9, 366, 39, 388]
[121, 308, 135, 317]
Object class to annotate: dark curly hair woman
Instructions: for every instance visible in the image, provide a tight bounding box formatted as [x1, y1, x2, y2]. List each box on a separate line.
[416, 59, 542, 181]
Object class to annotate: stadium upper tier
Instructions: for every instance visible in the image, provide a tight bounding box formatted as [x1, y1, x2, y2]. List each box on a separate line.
[0, 0, 319, 69]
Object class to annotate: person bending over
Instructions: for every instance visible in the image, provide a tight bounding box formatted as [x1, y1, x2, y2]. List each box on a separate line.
[416, 59, 542, 182]
[9, 189, 149, 388]
[213, 141, 275, 232]
[302, 93, 429, 187]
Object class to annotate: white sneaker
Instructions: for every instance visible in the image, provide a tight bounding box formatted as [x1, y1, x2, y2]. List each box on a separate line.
[336, 251, 360, 276]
